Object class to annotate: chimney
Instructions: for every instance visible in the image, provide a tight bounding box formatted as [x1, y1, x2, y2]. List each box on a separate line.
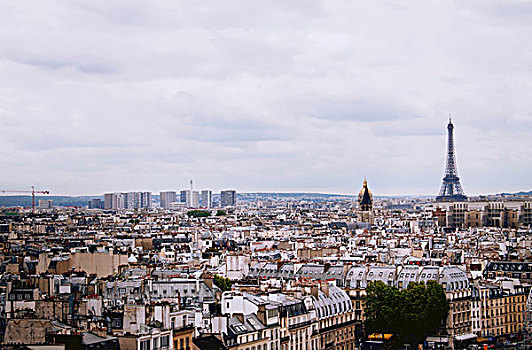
[257, 304, 267, 325]
[320, 281, 330, 297]
[311, 285, 319, 299]
[324, 263, 331, 273]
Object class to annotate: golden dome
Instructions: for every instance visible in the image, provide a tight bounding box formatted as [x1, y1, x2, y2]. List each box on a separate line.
[358, 177, 373, 207]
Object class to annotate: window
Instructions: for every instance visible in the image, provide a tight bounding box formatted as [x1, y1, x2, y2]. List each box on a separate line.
[161, 336, 169, 348]
[140, 340, 150, 350]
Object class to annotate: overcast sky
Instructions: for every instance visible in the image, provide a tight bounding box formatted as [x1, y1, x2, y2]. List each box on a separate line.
[1, 1, 531, 196]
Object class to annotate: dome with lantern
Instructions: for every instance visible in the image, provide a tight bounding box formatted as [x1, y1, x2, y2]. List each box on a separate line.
[358, 177, 373, 211]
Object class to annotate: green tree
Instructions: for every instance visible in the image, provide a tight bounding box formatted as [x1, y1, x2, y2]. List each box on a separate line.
[187, 210, 210, 218]
[425, 280, 449, 333]
[213, 275, 233, 291]
[364, 280, 448, 347]
[216, 210, 227, 216]
[364, 281, 401, 335]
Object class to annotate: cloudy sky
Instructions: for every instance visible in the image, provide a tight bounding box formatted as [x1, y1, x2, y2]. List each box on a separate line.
[1, 0, 531, 196]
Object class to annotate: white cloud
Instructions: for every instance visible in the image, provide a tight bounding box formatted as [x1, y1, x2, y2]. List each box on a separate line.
[1, 0, 531, 195]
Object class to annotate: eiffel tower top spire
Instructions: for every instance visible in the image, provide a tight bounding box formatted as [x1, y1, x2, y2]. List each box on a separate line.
[436, 117, 467, 202]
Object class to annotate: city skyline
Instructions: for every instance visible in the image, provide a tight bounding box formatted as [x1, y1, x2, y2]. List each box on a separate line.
[1, 1, 532, 196]
[2, 2, 532, 349]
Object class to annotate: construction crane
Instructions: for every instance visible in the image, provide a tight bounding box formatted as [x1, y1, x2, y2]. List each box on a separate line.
[0, 186, 50, 215]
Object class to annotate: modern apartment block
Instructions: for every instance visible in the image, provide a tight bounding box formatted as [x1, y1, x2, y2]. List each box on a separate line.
[160, 191, 177, 209]
[200, 190, 212, 208]
[103, 192, 152, 210]
[88, 198, 104, 209]
[220, 190, 236, 207]
[104, 193, 124, 210]
[180, 190, 199, 208]
[38, 200, 53, 210]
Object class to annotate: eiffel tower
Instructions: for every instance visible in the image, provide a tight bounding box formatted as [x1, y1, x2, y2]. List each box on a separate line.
[436, 118, 467, 202]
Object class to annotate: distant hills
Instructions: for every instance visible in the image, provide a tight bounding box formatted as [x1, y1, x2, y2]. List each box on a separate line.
[498, 190, 532, 196]
[0, 192, 356, 208]
[2, 190, 529, 208]
[0, 195, 101, 208]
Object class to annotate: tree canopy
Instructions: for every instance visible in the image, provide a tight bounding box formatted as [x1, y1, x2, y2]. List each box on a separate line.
[364, 280, 448, 346]
[213, 275, 233, 291]
[187, 210, 211, 218]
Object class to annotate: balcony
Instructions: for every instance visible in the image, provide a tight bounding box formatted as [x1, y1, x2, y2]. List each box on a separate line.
[288, 320, 312, 330]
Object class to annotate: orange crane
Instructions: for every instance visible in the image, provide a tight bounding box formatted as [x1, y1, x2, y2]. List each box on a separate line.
[0, 186, 50, 215]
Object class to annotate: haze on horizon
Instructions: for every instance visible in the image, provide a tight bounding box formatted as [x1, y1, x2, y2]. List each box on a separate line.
[1, 1, 531, 197]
